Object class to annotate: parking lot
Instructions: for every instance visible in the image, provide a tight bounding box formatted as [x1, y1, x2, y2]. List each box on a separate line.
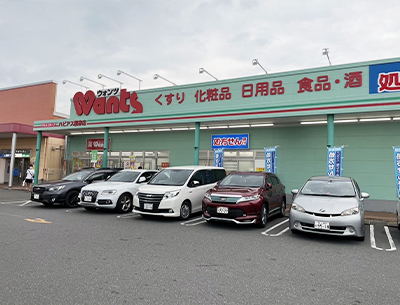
[0, 188, 399, 304]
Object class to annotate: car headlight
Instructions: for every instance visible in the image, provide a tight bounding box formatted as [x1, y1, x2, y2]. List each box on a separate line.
[204, 193, 212, 201]
[101, 190, 117, 195]
[163, 190, 180, 199]
[341, 207, 359, 216]
[291, 203, 305, 213]
[48, 185, 66, 192]
[236, 194, 260, 203]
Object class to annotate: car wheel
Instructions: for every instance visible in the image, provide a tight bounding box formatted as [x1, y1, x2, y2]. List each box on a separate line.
[116, 193, 133, 213]
[278, 199, 286, 217]
[179, 201, 191, 220]
[64, 191, 80, 208]
[256, 203, 268, 228]
[42, 202, 54, 207]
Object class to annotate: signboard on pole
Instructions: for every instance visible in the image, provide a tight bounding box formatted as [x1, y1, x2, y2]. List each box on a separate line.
[393, 147, 400, 198]
[213, 148, 224, 167]
[265, 147, 277, 173]
[91, 150, 98, 163]
[327, 147, 343, 177]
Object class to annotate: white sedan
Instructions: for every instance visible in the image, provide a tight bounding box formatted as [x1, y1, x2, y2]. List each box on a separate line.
[79, 169, 158, 213]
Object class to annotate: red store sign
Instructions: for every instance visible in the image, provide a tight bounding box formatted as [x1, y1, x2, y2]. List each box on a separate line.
[86, 139, 111, 151]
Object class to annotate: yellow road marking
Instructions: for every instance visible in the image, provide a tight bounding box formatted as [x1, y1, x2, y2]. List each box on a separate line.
[25, 218, 52, 224]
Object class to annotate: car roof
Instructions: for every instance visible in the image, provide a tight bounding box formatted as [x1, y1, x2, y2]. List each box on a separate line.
[164, 166, 225, 170]
[229, 171, 266, 175]
[119, 169, 157, 172]
[309, 176, 352, 181]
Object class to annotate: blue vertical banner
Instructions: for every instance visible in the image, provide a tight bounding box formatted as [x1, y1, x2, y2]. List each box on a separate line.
[214, 148, 224, 167]
[327, 147, 344, 176]
[265, 147, 277, 173]
[393, 147, 400, 198]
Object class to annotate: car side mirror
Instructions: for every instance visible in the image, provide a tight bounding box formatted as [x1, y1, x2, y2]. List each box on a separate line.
[291, 189, 299, 195]
[266, 183, 272, 189]
[189, 180, 200, 187]
[138, 176, 146, 183]
[361, 192, 370, 199]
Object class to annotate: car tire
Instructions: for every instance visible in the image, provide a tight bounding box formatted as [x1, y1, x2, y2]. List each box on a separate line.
[116, 193, 133, 213]
[179, 201, 191, 220]
[278, 199, 286, 217]
[42, 202, 54, 207]
[64, 191, 80, 208]
[256, 203, 268, 228]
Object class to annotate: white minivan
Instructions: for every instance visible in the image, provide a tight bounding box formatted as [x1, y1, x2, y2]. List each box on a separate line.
[133, 166, 226, 220]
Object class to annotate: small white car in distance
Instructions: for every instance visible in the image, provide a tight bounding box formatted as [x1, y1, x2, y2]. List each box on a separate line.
[79, 169, 158, 213]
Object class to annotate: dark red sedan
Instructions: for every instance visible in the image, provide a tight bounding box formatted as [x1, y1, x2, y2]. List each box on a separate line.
[202, 171, 286, 227]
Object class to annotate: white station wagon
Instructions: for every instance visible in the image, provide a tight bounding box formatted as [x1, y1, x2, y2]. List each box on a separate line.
[79, 169, 158, 213]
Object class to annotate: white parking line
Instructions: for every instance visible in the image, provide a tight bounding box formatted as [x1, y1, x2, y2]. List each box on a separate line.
[261, 219, 289, 236]
[384, 226, 397, 252]
[0, 200, 29, 205]
[180, 217, 204, 226]
[19, 201, 32, 206]
[370, 224, 383, 251]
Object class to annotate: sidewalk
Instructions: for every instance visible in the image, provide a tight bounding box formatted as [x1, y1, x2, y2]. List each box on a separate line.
[1, 183, 398, 227]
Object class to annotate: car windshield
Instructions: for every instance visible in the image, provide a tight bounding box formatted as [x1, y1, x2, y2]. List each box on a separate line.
[148, 169, 193, 186]
[107, 171, 140, 182]
[220, 174, 264, 188]
[62, 170, 92, 181]
[301, 180, 356, 197]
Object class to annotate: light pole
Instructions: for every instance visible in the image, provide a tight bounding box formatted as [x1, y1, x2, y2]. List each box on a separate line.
[153, 74, 177, 86]
[98, 74, 123, 89]
[117, 70, 143, 90]
[199, 68, 218, 81]
[62, 80, 90, 91]
[322, 48, 332, 66]
[80, 76, 106, 89]
[252, 59, 268, 74]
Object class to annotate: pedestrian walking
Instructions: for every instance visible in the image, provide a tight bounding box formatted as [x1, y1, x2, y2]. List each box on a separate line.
[25, 164, 35, 192]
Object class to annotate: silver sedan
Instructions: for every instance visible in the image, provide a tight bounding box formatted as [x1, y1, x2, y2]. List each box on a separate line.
[289, 176, 369, 241]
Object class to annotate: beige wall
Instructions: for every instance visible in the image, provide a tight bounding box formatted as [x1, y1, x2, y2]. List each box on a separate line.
[0, 136, 65, 181]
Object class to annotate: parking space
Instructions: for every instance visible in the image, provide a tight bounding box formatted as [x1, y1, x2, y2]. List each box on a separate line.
[5, 196, 399, 253]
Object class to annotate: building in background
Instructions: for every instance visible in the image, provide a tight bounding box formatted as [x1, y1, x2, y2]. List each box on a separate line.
[0, 81, 67, 187]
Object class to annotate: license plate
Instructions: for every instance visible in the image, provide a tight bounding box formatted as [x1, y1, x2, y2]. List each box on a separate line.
[217, 206, 229, 214]
[144, 203, 153, 210]
[34, 194, 39, 199]
[314, 221, 330, 230]
[84, 196, 92, 202]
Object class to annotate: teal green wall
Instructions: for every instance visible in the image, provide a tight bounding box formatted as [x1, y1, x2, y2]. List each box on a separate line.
[69, 121, 400, 201]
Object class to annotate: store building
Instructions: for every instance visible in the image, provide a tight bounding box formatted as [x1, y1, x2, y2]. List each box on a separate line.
[0, 81, 66, 187]
[33, 58, 400, 212]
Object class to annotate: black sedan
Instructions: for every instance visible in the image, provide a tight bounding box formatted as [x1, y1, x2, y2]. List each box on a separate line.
[31, 168, 121, 208]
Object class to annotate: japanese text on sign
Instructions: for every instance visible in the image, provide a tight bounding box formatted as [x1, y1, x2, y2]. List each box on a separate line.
[265, 147, 277, 174]
[392, 147, 400, 198]
[327, 147, 343, 177]
[211, 134, 249, 150]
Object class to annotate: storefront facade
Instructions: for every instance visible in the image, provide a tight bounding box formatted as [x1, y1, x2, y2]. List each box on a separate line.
[33, 58, 400, 212]
[0, 81, 66, 186]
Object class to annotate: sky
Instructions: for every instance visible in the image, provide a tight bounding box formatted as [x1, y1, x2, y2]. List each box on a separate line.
[1, 0, 400, 115]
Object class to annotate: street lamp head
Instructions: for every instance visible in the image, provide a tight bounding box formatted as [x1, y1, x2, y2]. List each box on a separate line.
[117, 70, 122, 75]
[199, 68, 204, 74]
[98, 74, 103, 79]
[62, 80, 67, 84]
[153, 74, 159, 80]
[322, 48, 329, 55]
[252, 59, 258, 65]
[80, 77, 84, 81]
